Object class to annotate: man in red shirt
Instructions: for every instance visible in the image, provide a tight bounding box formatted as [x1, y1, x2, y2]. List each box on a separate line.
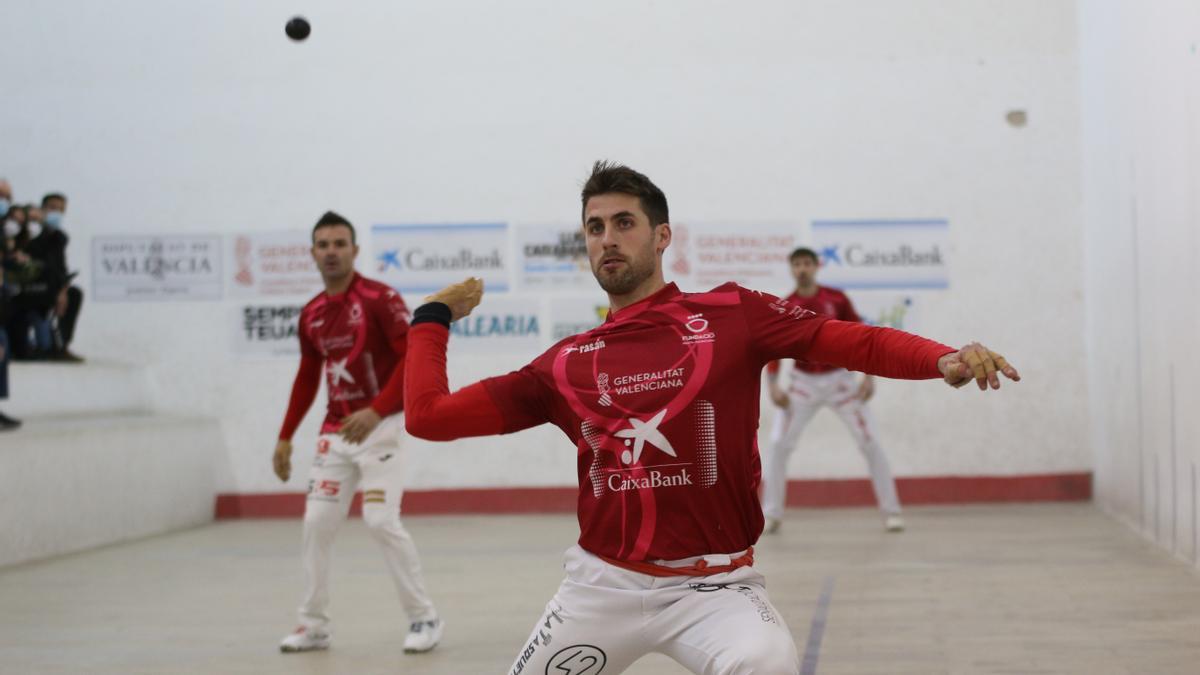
[762, 247, 905, 535]
[404, 163, 1018, 674]
[272, 211, 441, 654]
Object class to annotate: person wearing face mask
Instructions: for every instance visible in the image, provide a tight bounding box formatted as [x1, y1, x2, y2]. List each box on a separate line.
[0, 179, 21, 430]
[23, 193, 83, 362]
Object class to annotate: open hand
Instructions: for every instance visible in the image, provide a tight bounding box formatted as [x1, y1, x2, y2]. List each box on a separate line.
[938, 342, 1020, 391]
[340, 408, 382, 445]
[424, 277, 484, 322]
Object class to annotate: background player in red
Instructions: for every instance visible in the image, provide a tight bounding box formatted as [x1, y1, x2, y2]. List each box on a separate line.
[403, 163, 1019, 674]
[271, 211, 442, 654]
[762, 247, 905, 535]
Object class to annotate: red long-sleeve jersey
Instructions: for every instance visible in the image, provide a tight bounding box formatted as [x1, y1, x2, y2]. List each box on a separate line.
[406, 282, 953, 562]
[279, 273, 411, 440]
[766, 286, 861, 376]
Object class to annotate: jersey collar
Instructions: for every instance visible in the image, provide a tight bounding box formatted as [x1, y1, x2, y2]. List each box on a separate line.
[604, 282, 681, 324]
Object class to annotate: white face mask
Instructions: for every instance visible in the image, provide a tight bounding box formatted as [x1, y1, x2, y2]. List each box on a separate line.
[27, 221, 43, 239]
[3, 220, 18, 238]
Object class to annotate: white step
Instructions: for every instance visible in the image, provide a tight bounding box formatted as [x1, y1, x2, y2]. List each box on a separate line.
[4, 360, 152, 418]
[0, 412, 224, 567]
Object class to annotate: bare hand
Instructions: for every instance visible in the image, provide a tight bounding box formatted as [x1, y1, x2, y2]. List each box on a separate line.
[938, 342, 1020, 390]
[423, 277, 484, 322]
[856, 376, 876, 402]
[769, 385, 789, 409]
[273, 439, 293, 482]
[340, 408, 382, 445]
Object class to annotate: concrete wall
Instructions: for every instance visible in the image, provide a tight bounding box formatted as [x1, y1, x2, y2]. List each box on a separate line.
[1, 1, 1088, 500]
[1080, 0, 1200, 567]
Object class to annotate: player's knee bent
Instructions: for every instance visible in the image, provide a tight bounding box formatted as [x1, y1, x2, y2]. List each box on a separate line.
[720, 631, 799, 674]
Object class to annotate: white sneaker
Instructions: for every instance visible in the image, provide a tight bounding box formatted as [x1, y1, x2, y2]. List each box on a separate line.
[279, 626, 331, 653]
[884, 514, 905, 532]
[764, 518, 782, 535]
[403, 618, 444, 653]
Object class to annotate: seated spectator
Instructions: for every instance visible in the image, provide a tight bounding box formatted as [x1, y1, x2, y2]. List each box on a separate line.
[38, 193, 83, 362]
[7, 194, 83, 362]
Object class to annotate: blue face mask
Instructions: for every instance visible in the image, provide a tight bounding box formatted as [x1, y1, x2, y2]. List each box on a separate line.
[0, 198, 9, 217]
[43, 210, 63, 229]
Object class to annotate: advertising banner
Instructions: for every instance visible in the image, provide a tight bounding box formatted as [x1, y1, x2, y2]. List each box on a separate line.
[811, 219, 950, 289]
[227, 231, 321, 298]
[92, 235, 222, 301]
[371, 223, 509, 294]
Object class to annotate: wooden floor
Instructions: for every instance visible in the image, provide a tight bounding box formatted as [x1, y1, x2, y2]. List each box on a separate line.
[1, 504, 1198, 674]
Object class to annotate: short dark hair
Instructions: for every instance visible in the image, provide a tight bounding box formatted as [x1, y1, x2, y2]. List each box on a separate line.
[41, 193, 67, 208]
[312, 210, 356, 244]
[581, 161, 669, 226]
[789, 247, 819, 263]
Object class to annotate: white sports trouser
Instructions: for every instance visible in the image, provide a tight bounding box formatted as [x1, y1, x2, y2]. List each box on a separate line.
[298, 413, 437, 629]
[762, 369, 901, 520]
[508, 546, 800, 675]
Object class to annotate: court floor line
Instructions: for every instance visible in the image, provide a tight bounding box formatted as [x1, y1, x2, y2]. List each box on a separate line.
[800, 575, 835, 675]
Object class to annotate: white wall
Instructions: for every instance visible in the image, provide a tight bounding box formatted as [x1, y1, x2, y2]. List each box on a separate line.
[1080, 0, 1200, 567]
[1, 1, 1088, 496]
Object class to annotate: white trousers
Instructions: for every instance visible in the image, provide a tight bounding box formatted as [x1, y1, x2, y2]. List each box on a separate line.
[508, 546, 800, 675]
[297, 413, 436, 629]
[762, 369, 901, 520]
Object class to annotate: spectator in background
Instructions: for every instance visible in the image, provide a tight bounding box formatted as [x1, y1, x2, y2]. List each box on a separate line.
[37, 193, 83, 361]
[0, 179, 21, 430]
[5, 203, 55, 360]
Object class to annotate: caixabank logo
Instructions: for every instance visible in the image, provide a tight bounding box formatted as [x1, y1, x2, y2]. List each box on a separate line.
[371, 223, 509, 293]
[812, 219, 950, 290]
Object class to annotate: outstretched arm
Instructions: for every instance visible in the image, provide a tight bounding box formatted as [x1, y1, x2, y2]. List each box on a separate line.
[742, 287, 1020, 391]
[405, 278, 550, 441]
[805, 320, 1019, 390]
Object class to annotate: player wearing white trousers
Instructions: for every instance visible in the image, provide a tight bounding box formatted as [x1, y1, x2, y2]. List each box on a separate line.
[508, 545, 800, 675]
[762, 368, 901, 525]
[297, 413, 438, 634]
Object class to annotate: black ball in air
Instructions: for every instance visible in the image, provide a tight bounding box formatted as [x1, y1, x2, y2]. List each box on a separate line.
[285, 17, 311, 41]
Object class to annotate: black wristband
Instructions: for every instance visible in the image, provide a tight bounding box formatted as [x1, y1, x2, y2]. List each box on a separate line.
[412, 302, 452, 328]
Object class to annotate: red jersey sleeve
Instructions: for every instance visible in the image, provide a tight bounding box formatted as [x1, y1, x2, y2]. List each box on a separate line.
[737, 286, 832, 364]
[479, 363, 554, 434]
[369, 288, 410, 417]
[739, 285, 953, 379]
[807, 320, 954, 379]
[835, 289, 863, 323]
[403, 322, 511, 441]
[279, 317, 322, 441]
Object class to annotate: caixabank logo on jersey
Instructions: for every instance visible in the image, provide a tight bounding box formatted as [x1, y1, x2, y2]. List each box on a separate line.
[371, 223, 509, 294]
[92, 235, 222, 301]
[811, 219, 950, 289]
[447, 295, 541, 354]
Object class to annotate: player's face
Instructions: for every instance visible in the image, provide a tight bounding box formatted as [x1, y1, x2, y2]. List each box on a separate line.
[790, 255, 819, 287]
[583, 193, 669, 296]
[311, 225, 358, 282]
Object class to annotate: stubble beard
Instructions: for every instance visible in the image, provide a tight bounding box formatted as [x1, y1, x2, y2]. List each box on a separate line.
[595, 254, 653, 296]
